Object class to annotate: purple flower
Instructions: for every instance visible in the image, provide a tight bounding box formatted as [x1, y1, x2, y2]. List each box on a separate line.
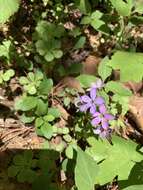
[93, 126, 112, 138]
[91, 104, 114, 129]
[79, 87, 105, 114]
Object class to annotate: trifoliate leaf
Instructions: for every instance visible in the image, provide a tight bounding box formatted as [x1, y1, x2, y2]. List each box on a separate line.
[20, 113, 35, 123]
[35, 99, 48, 116]
[38, 78, 53, 95]
[8, 166, 19, 177]
[15, 96, 38, 111]
[52, 50, 63, 59]
[41, 123, 53, 139]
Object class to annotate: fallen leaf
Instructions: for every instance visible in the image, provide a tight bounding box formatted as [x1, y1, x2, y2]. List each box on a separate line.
[82, 54, 101, 75]
[129, 96, 143, 132]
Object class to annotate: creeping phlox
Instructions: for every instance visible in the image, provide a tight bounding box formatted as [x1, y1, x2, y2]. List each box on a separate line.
[77, 79, 114, 138]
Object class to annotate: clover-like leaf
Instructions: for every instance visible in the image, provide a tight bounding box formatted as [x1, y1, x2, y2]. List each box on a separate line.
[15, 96, 38, 111]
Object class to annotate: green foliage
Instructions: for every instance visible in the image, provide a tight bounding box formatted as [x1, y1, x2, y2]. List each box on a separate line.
[98, 57, 112, 81]
[73, 36, 86, 50]
[75, 147, 99, 190]
[123, 185, 143, 190]
[86, 136, 143, 185]
[0, 40, 14, 64]
[81, 10, 105, 31]
[0, 0, 20, 24]
[8, 150, 37, 183]
[15, 96, 38, 111]
[34, 21, 65, 62]
[110, 0, 133, 16]
[75, 0, 91, 14]
[2, 0, 143, 189]
[107, 51, 143, 82]
[76, 74, 97, 88]
[0, 69, 15, 84]
[19, 70, 44, 95]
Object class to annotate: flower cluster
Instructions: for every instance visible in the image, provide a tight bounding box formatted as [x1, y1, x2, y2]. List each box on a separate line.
[78, 79, 114, 138]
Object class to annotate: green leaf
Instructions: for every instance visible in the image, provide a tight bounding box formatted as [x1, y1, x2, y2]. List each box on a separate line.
[107, 51, 143, 82]
[19, 76, 29, 85]
[75, 148, 99, 190]
[63, 97, 71, 107]
[123, 185, 143, 190]
[110, 0, 133, 16]
[23, 150, 33, 161]
[8, 166, 19, 177]
[65, 145, 74, 159]
[43, 114, 55, 122]
[75, 0, 91, 14]
[48, 108, 60, 118]
[35, 117, 44, 127]
[98, 57, 112, 81]
[20, 113, 35, 123]
[27, 84, 37, 95]
[35, 99, 48, 116]
[81, 16, 91, 24]
[13, 155, 25, 166]
[105, 81, 132, 96]
[135, 1, 143, 14]
[0, 0, 20, 24]
[91, 19, 105, 30]
[52, 50, 63, 59]
[44, 52, 54, 62]
[24, 169, 37, 183]
[76, 74, 97, 88]
[86, 136, 143, 185]
[73, 36, 86, 50]
[38, 78, 53, 95]
[41, 123, 53, 139]
[119, 160, 143, 189]
[15, 96, 37, 111]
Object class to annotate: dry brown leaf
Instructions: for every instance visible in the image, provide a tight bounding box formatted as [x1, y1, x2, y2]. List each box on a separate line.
[54, 77, 84, 93]
[53, 99, 70, 121]
[82, 54, 101, 75]
[124, 81, 142, 94]
[129, 96, 143, 132]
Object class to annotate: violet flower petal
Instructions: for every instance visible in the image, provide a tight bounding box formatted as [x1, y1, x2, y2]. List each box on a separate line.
[79, 103, 90, 112]
[90, 104, 97, 115]
[101, 119, 109, 129]
[94, 97, 105, 105]
[91, 116, 101, 126]
[90, 87, 96, 100]
[104, 113, 114, 120]
[80, 95, 91, 103]
[99, 104, 106, 114]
